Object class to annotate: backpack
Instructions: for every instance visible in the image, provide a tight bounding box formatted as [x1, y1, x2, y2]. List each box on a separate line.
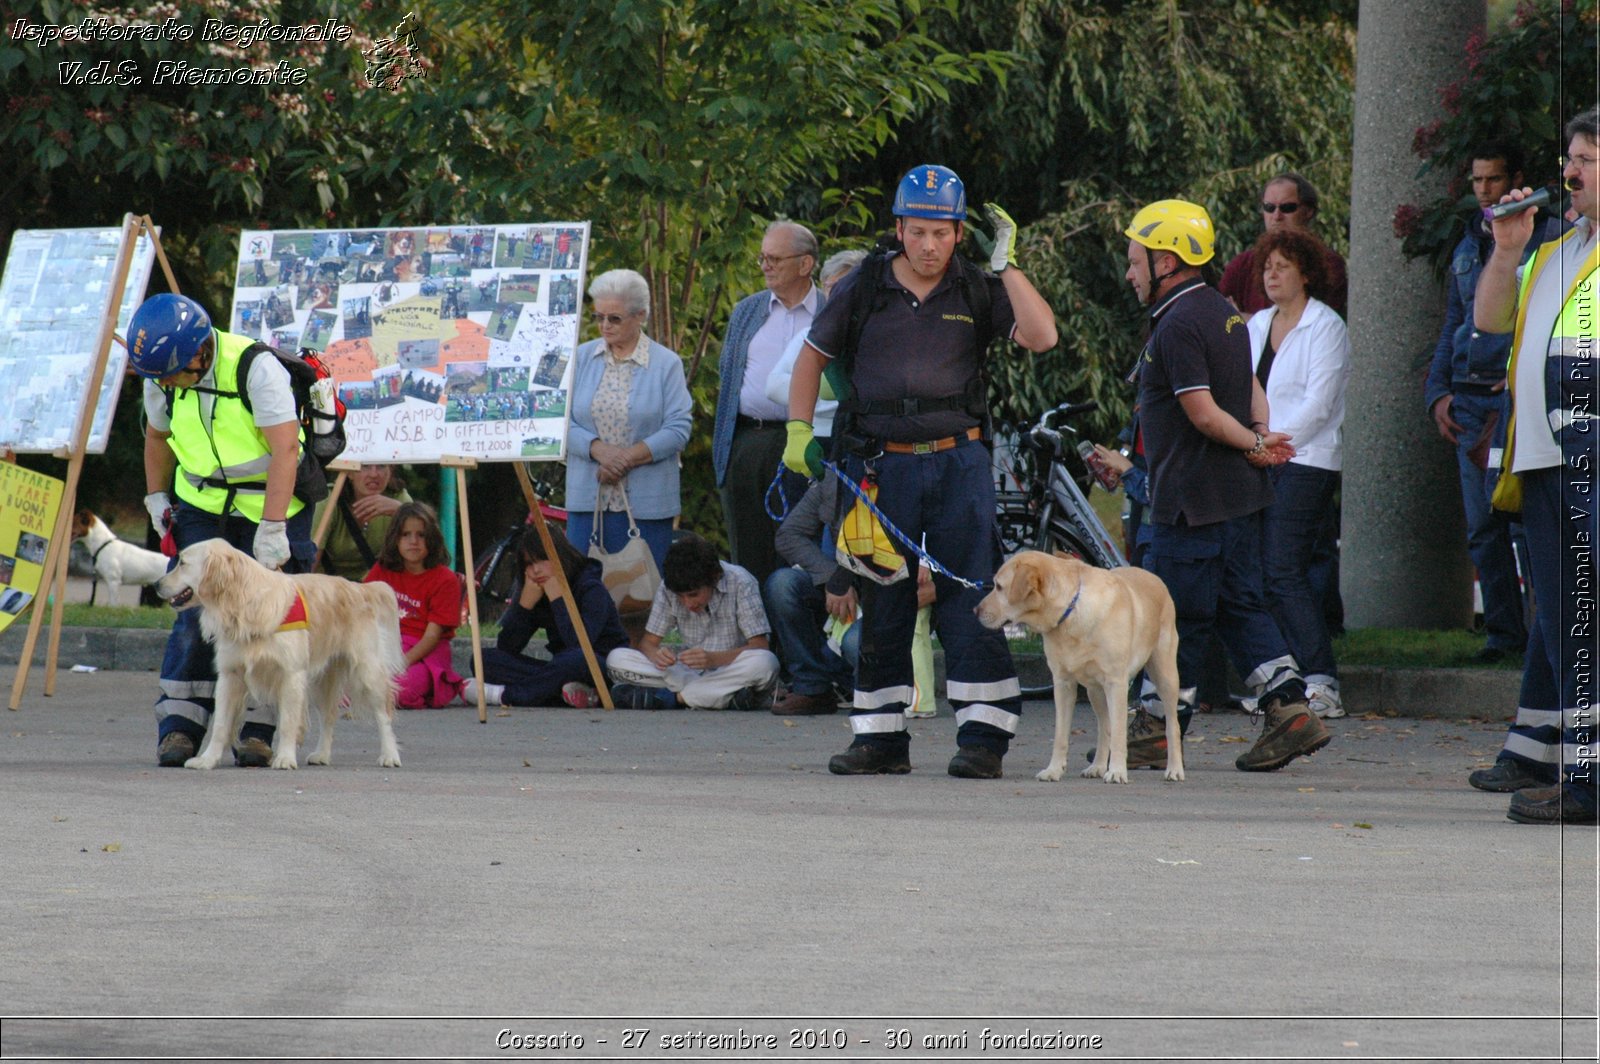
[237, 344, 348, 504]
[830, 235, 996, 447]
[167, 343, 348, 505]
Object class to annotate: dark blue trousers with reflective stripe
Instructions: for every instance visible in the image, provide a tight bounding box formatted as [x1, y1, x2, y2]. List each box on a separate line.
[1497, 466, 1598, 807]
[1142, 513, 1306, 705]
[154, 498, 315, 746]
[845, 440, 1020, 754]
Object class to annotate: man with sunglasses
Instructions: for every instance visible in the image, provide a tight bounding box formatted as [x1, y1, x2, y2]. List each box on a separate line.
[1470, 107, 1600, 825]
[1219, 173, 1349, 318]
[130, 293, 314, 769]
[711, 221, 823, 586]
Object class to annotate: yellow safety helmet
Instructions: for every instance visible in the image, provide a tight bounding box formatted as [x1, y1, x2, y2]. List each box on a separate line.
[1124, 199, 1216, 266]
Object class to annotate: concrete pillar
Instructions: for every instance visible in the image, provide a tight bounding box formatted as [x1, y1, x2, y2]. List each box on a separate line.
[1343, 0, 1485, 629]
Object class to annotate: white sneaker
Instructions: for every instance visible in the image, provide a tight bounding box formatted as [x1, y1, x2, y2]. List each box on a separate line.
[1307, 682, 1344, 719]
[461, 678, 504, 706]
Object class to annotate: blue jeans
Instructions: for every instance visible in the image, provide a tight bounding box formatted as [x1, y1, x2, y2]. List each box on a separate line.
[1453, 392, 1527, 653]
[763, 567, 853, 696]
[1143, 514, 1305, 705]
[155, 499, 316, 744]
[1263, 463, 1339, 682]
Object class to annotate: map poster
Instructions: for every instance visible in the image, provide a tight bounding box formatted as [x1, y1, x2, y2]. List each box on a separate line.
[231, 222, 589, 464]
[0, 226, 158, 455]
[0, 463, 65, 636]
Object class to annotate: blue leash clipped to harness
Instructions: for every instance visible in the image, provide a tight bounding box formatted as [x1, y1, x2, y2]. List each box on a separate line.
[815, 457, 992, 592]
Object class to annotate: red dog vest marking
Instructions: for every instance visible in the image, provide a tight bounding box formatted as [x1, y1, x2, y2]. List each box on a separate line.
[278, 590, 309, 632]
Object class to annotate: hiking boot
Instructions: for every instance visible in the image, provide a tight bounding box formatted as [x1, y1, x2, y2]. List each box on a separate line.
[561, 682, 600, 709]
[828, 741, 911, 775]
[1084, 707, 1174, 770]
[1468, 758, 1551, 793]
[609, 682, 680, 710]
[771, 688, 838, 716]
[947, 746, 1004, 779]
[157, 732, 196, 768]
[233, 736, 273, 768]
[1235, 696, 1331, 772]
[1507, 785, 1600, 825]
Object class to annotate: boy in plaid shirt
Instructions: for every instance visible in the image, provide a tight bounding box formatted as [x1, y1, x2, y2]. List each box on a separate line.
[605, 534, 779, 709]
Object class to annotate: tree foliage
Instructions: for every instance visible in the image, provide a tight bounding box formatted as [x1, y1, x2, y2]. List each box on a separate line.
[925, 1, 1358, 443]
[1396, 0, 1600, 276]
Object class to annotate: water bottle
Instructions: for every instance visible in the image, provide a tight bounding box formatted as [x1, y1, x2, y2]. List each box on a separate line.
[1076, 440, 1119, 492]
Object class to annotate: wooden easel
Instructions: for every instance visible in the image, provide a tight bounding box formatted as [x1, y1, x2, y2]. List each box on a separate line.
[9, 214, 178, 711]
[313, 457, 612, 718]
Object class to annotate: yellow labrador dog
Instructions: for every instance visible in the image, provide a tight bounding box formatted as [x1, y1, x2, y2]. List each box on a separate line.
[154, 538, 405, 770]
[976, 550, 1183, 784]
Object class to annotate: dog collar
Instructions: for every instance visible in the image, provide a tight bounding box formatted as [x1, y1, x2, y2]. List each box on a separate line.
[277, 590, 309, 632]
[1053, 578, 1083, 629]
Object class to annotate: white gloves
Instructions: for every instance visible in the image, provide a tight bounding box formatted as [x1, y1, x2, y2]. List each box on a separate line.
[144, 492, 173, 536]
[253, 519, 291, 570]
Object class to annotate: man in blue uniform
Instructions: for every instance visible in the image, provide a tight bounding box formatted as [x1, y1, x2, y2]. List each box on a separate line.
[785, 164, 1058, 779]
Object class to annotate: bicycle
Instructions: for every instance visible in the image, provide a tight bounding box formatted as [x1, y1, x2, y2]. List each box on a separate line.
[473, 463, 569, 607]
[993, 401, 1126, 570]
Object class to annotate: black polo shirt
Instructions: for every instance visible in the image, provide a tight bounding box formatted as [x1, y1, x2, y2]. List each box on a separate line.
[807, 254, 1016, 442]
[1136, 278, 1273, 526]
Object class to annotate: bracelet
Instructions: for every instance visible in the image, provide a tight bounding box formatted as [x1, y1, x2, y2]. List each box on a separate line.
[1248, 431, 1266, 457]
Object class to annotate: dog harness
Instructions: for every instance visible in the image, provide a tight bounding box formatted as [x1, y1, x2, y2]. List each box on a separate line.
[277, 590, 309, 632]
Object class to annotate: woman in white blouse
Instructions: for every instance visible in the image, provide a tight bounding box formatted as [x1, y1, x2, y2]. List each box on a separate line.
[1247, 228, 1351, 720]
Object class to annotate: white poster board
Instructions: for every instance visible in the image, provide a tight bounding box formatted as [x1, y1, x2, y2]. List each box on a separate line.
[0, 227, 157, 454]
[230, 223, 590, 464]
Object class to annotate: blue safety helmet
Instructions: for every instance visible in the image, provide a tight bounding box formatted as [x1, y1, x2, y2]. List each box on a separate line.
[892, 164, 967, 220]
[127, 294, 212, 379]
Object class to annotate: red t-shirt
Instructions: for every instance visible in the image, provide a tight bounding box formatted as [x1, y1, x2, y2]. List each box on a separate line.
[364, 564, 461, 640]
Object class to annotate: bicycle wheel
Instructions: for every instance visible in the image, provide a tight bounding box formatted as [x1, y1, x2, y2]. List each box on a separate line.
[994, 502, 1039, 557]
[1037, 523, 1101, 567]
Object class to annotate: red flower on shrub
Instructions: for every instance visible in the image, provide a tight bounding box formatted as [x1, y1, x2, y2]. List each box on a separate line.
[1393, 203, 1421, 239]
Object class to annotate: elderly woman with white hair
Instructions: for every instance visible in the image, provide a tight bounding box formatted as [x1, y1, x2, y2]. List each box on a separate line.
[566, 268, 693, 573]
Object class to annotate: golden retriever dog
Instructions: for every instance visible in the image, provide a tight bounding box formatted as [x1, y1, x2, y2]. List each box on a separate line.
[976, 550, 1183, 784]
[154, 539, 404, 770]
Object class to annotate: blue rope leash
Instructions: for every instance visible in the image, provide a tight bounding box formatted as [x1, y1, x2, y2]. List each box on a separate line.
[819, 458, 990, 592]
[763, 464, 791, 522]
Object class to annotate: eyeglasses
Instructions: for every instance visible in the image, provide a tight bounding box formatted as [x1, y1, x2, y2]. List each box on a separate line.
[757, 252, 805, 267]
[591, 312, 634, 326]
[1561, 153, 1599, 169]
[1260, 202, 1301, 214]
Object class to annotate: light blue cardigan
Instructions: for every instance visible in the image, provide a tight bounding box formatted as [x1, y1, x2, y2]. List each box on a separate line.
[565, 337, 693, 519]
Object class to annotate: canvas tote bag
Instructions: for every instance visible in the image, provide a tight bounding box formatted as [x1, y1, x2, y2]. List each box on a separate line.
[587, 489, 661, 616]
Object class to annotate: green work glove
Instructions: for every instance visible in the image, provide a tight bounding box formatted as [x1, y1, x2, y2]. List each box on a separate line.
[820, 361, 850, 402]
[982, 202, 1017, 272]
[783, 420, 824, 478]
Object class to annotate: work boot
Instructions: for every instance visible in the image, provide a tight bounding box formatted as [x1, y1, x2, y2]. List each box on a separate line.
[1468, 758, 1551, 793]
[828, 740, 911, 775]
[156, 732, 196, 768]
[947, 746, 1003, 779]
[1235, 695, 1330, 772]
[1085, 706, 1186, 770]
[233, 736, 273, 768]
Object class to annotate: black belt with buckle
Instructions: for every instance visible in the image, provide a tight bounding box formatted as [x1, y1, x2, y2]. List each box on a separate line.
[736, 415, 786, 430]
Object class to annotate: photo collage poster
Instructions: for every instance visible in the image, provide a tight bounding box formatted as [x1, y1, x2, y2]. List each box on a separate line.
[0, 226, 158, 454]
[229, 223, 589, 464]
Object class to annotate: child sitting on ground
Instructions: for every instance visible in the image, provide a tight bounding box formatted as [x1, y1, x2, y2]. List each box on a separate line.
[475, 525, 629, 708]
[363, 501, 465, 709]
[605, 533, 779, 710]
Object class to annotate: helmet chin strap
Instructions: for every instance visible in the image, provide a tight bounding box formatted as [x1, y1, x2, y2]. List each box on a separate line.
[1143, 246, 1179, 305]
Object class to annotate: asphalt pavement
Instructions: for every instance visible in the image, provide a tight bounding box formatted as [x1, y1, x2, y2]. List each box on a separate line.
[0, 665, 1595, 1063]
